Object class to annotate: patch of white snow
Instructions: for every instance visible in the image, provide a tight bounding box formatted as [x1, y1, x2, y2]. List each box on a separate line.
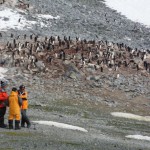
[0, 7, 60, 31]
[0, 8, 36, 31]
[111, 112, 150, 122]
[126, 135, 150, 141]
[32, 121, 88, 132]
[37, 14, 60, 20]
[0, 67, 8, 79]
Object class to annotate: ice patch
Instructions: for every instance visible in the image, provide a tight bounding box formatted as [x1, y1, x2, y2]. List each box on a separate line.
[32, 121, 88, 132]
[105, 0, 150, 27]
[111, 112, 150, 122]
[126, 135, 150, 141]
[0, 67, 8, 79]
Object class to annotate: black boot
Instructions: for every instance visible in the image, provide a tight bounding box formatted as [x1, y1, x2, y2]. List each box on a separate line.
[0, 118, 7, 128]
[8, 120, 13, 129]
[15, 120, 21, 130]
[27, 123, 31, 128]
[21, 110, 31, 128]
[21, 119, 25, 128]
[26, 118, 31, 128]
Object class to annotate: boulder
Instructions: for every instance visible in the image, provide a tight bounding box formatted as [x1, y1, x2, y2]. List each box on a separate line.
[35, 61, 45, 70]
[63, 62, 83, 80]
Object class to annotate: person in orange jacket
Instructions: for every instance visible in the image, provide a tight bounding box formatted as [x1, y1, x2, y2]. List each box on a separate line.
[8, 87, 22, 130]
[0, 81, 9, 128]
[18, 85, 31, 128]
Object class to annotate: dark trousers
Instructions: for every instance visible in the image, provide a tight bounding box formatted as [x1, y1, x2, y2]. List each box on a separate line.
[21, 109, 30, 126]
[0, 107, 6, 125]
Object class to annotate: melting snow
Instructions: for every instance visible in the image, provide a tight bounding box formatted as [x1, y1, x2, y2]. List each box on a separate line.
[0, 67, 8, 79]
[126, 135, 150, 141]
[37, 14, 60, 20]
[32, 121, 88, 132]
[0, 7, 60, 31]
[111, 112, 150, 122]
[105, 0, 150, 27]
[0, 8, 36, 31]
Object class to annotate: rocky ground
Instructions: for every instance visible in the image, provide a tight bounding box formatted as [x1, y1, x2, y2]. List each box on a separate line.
[0, 65, 149, 150]
[0, 0, 150, 150]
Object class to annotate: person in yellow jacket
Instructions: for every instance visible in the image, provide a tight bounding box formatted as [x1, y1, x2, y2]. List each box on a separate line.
[8, 87, 22, 130]
[18, 85, 31, 128]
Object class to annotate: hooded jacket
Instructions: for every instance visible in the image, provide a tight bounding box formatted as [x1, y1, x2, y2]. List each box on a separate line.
[0, 88, 8, 108]
[8, 91, 22, 115]
[18, 91, 28, 110]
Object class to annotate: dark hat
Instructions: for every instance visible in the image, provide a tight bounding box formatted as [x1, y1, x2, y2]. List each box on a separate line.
[1, 81, 8, 88]
[19, 85, 25, 89]
[12, 87, 17, 92]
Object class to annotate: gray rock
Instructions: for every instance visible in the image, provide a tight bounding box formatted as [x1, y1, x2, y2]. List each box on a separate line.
[63, 63, 83, 80]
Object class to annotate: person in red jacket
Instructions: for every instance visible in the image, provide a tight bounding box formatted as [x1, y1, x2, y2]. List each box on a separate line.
[0, 81, 8, 128]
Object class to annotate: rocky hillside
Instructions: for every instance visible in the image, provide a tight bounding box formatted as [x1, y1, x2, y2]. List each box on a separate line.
[0, 0, 150, 150]
[0, 0, 150, 49]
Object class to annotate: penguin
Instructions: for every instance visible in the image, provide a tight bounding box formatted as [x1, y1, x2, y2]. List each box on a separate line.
[100, 66, 103, 72]
[117, 74, 120, 78]
[30, 34, 33, 40]
[45, 36, 47, 42]
[8, 43, 12, 49]
[34, 36, 38, 42]
[27, 4, 29, 8]
[30, 44, 33, 55]
[17, 35, 20, 39]
[58, 36, 60, 41]
[69, 36, 71, 42]
[18, 18, 21, 23]
[47, 56, 52, 63]
[55, 53, 58, 58]
[24, 34, 26, 39]
[11, 33, 13, 38]
[97, 60, 100, 65]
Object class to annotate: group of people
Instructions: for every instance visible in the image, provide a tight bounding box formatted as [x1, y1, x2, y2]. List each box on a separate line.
[0, 81, 31, 130]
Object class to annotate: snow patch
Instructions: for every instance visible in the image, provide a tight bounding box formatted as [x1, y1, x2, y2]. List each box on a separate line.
[37, 14, 60, 20]
[32, 121, 88, 132]
[0, 7, 60, 31]
[0, 8, 36, 31]
[0, 67, 8, 79]
[111, 112, 150, 122]
[124, 36, 131, 41]
[126, 135, 150, 141]
[105, 0, 150, 27]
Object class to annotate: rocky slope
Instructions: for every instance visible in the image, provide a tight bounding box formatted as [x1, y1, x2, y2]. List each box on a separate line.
[0, 0, 150, 150]
[0, 0, 150, 49]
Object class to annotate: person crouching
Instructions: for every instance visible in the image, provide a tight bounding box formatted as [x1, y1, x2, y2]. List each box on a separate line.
[8, 87, 22, 130]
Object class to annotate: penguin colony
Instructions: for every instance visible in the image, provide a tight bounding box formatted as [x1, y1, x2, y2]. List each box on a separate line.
[0, 33, 150, 77]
